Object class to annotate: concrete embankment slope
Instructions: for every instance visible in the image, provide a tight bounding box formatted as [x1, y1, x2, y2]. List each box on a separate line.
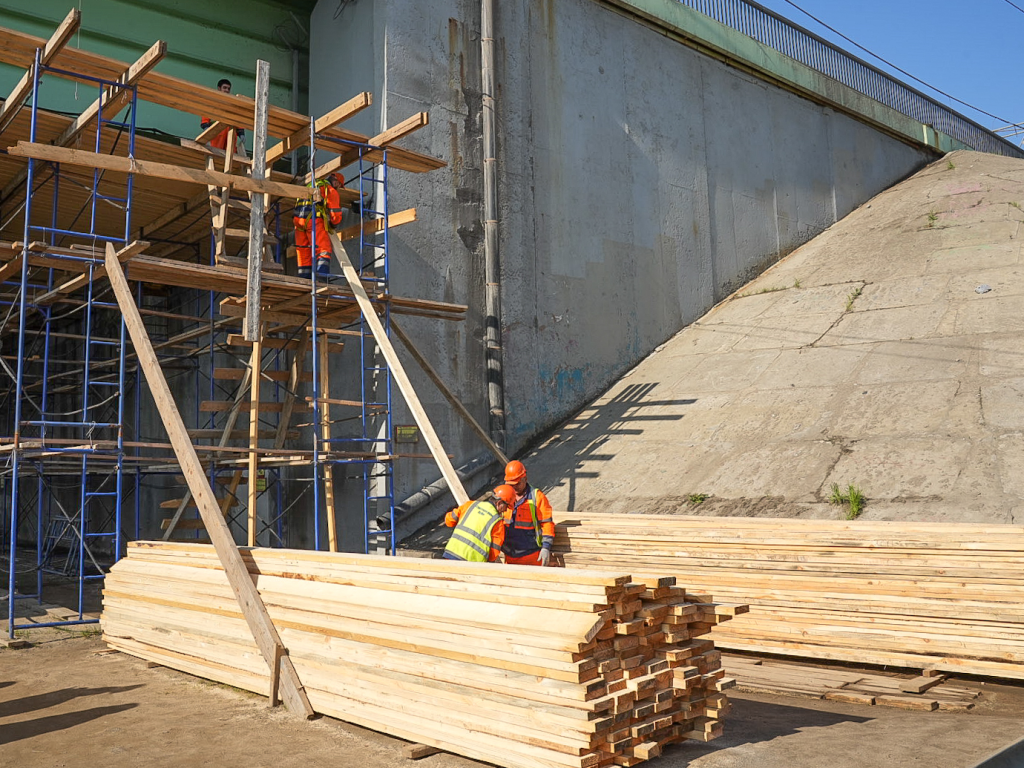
[526, 150, 1024, 523]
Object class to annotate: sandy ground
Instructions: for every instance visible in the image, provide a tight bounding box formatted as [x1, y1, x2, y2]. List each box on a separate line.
[2, 633, 1024, 768]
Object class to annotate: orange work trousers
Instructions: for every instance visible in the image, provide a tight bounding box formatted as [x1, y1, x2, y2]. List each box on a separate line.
[293, 217, 333, 267]
[505, 551, 543, 566]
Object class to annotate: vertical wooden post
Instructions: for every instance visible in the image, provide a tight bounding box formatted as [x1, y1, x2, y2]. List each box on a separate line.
[248, 329, 264, 547]
[319, 332, 338, 551]
[245, 59, 270, 342]
[104, 245, 313, 718]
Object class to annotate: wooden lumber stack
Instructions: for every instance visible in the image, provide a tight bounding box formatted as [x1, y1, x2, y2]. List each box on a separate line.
[555, 514, 1024, 680]
[101, 542, 743, 768]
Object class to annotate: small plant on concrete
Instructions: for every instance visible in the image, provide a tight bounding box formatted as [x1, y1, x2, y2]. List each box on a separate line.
[946, 160, 955, 171]
[793, 278, 802, 289]
[1011, 202, 1021, 210]
[687, 493, 708, 505]
[927, 210, 938, 227]
[845, 286, 862, 312]
[829, 482, 865, 519]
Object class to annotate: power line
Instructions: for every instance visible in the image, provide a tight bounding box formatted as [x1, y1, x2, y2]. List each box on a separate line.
[1002, 0, 1024, 15]
[778, 0, 1015, 126]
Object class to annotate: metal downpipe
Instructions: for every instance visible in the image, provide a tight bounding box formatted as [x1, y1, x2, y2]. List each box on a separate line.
[481, 0, 506, 452]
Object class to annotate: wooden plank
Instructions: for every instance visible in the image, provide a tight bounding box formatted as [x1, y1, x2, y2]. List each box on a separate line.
[403, 745, 444, 760]
[245, 60, 270, 341]
[248, 327, 264, 547]
[6, 142, 316, 200]
[265, 92, 372, 166]
[309, 113, 430, 182]
[391, 318, 508, 466]
[0, 9, 81, 134]
[333, 208, 417, 244]
[328, 233, 469, 507]
[103, 243, 314, 718]
[899, 675, 946, 694]
[196, 120, 226, 143]
[318, 332, 338, 552]
[274, 333, 310, 450]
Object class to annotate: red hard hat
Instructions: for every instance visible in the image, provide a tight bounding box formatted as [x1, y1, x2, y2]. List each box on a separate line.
[504, 460, 527, 483]
[331, 172, 345, 186]
[493, 485, 516, 507]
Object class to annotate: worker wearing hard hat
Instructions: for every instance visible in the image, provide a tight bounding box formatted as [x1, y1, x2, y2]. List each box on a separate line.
[501, 461, 556, 566]
[442, 485, 515, 563]
[292, 172, 346, 278]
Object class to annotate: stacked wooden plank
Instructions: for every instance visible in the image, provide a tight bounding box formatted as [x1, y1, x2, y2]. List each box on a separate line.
[723, 655, 980, 712]
[101, 542, 742, 768]
[555, 514, 1024, 680]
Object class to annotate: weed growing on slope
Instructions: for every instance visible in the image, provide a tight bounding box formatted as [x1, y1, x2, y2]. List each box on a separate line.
[927, 211, 938, 227]
[1011, 202, 1021, 210]
[845, 286, 862, 311]
[793, 278, 802, 289]
[687, 493, 708, 505]
[829, 482, 865, 519]
[946, 160, 956, 171]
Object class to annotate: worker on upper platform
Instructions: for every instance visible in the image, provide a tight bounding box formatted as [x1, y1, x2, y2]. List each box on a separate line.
[442, 485, 514, 563]
[501, 461, 556, 566]
[200, 78, 247, 158]
[292, 173, 345, 278]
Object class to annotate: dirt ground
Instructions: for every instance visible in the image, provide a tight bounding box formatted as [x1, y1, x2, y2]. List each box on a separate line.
[2, 632, 1024, 768]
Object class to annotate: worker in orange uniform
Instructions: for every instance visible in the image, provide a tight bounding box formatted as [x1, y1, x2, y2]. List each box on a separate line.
[442, 485, 515, 563]
[200, 78, 246, 157]
[292, 173, 346, 278]
[501, 460, 556, 566]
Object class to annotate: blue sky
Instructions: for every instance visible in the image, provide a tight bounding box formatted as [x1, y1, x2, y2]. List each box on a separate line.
[750, 0, 1022, 137]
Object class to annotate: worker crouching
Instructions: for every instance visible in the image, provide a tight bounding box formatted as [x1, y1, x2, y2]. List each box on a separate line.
[293, 173, 345, 278]
[442, 485, 515, 563]
[502, 460, 556, 566]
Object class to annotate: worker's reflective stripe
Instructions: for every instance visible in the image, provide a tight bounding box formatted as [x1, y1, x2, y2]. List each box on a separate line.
[449, 530, 489, 558]
[510, 488, 543, 548]
[444, 501, 501, 563]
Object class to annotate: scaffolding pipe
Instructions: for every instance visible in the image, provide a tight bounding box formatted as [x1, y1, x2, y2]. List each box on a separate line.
[481, 0, 506, 453]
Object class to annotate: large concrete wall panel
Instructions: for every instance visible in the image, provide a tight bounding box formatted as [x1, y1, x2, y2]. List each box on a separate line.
[310, 0, 931, 511]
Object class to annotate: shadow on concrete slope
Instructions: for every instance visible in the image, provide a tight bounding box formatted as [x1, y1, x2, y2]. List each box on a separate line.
[521, 150, 1024, 524]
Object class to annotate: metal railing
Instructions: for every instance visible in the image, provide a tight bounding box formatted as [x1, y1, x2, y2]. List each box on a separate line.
[674, 0, 1024, 158]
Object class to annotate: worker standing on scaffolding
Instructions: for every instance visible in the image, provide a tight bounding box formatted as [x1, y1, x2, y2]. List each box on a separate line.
[293, 173, 345, 278]
[200, 78, 247, 158]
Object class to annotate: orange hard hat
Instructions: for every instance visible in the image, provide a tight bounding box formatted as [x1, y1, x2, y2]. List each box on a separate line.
[331, 172, 345, 186]
[504, 460, 527, 483]
[493, 485, 516, 507]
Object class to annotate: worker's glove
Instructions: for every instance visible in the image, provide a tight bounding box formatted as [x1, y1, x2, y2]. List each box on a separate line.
[538, 548, 552, 567]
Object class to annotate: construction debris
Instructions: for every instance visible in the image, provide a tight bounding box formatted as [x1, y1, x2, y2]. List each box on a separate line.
[101, 542, 746, 768]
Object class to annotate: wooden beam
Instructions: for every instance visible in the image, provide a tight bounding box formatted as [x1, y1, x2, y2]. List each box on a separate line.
[52, 41, 167, 149]
[196, 120, 226, 144]
[0, 41, 166, 205]
[308, 112, 430, 183]
[34, 240, 149, 307]
[318, 333, 338, 552]
[6, 142, 316, 200]
[274, 333, 310, 450]
[333, 208, 417, 244]
[248, 328, 264, 547]
[0, 256, 24, 284]
[0, 9, 81, 134]
[328, 233, 469, 506]
[245, 60, 270, 341]
[265, 92, 372, 166]
[104, 243, 314, 719]
[391, 319, 508, 466]
[135, 190, 209, 240]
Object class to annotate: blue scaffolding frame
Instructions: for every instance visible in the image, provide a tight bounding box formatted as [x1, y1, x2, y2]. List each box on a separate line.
[1, 46, 403, 641]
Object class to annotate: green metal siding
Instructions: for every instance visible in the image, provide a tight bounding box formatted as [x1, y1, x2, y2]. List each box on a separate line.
[0, 0, 315, 143]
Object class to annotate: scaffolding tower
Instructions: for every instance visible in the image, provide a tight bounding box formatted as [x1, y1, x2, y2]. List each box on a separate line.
[0, 13, 466, 640]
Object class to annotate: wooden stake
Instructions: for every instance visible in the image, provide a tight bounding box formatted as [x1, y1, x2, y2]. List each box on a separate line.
[319, 332, 338, 551]
[104, 244, 314, 718]
[248, 327, 264, 548]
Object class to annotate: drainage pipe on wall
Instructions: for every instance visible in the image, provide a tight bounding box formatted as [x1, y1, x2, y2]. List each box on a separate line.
[481, 0, 507, 452]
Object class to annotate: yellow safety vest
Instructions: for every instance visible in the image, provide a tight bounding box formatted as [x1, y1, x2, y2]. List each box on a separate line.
[444, 500, 502, 562]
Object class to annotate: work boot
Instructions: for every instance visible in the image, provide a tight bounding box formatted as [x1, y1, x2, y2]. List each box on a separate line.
[297, 266, 311, 279]
[316, 257, 331, 276]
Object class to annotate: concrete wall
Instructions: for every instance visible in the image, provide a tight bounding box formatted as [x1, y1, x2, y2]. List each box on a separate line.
[309, 0, 932, 537]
